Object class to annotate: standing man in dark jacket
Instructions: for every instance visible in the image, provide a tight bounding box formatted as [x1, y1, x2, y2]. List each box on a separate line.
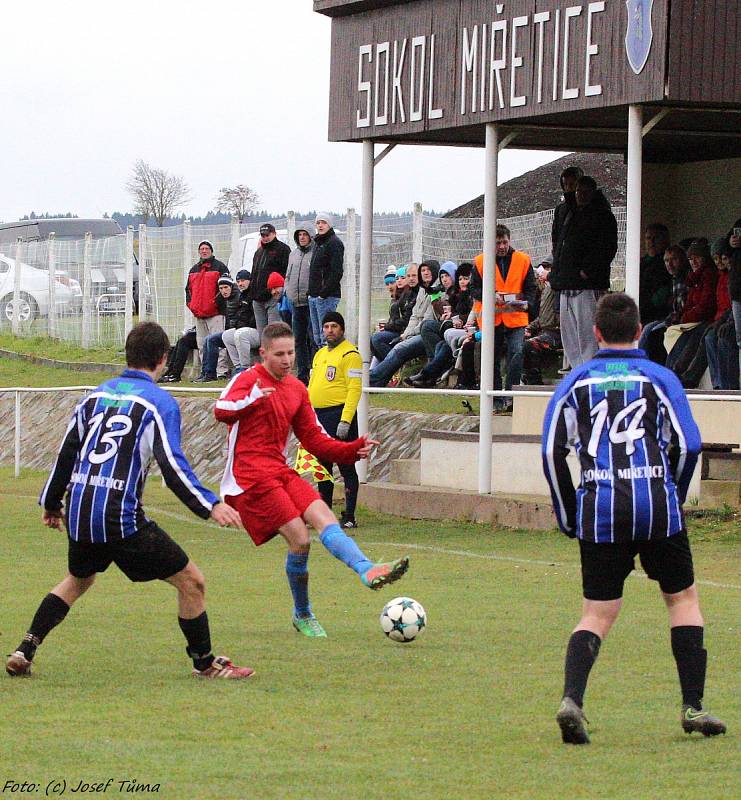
[308, 212, 344, 348]
[550, 165, 583, 293]
[185, 240, 230, 361]
[250, 223, 291, 336]
[286, 224, 315, 384]
[555, 176, 618, 367]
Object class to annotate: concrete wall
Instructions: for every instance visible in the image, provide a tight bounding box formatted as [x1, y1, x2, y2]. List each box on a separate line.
[0, 391, 479, 485]
[642, 158, 741, 243]
[419, 430, 702, 501]
[512, 393, 741, 450]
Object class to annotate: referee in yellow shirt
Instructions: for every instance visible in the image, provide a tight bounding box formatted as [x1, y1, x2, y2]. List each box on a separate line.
[308, 311, 363, 529]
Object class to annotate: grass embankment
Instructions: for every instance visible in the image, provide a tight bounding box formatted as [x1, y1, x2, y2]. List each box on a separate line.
[0, 335, 479, 412]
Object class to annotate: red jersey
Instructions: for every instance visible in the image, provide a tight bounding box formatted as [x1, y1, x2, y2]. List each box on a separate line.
[214, 364, 362, 496]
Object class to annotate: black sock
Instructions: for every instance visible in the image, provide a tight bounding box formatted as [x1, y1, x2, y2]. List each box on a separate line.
[18, 593, 71, 660]
[563, 630, 602, 708]
[178, 612, 214, 672]
[671, 625, 706, 709]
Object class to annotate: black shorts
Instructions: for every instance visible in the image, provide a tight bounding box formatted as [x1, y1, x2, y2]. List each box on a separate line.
[68, 522, 189, 583]
[579, 532, 695, 601]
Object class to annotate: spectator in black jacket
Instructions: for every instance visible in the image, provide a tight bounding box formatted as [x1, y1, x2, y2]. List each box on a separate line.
[555, 175, 618, 367]
[308, 212, 344, 347]
[250, 223, 291, 336]
[550, 165, 583, 292]
[226, 270, 260, 373]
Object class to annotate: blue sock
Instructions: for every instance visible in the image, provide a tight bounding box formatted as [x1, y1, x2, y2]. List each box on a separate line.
[319, 523, 372, 575]
[285, 552, 311, 618]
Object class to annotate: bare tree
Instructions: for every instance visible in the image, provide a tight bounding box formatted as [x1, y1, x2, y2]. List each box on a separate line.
[214, 184, 260, 222]
[126, 160, 191, 226]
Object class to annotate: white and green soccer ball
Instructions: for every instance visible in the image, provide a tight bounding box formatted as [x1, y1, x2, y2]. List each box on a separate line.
[380, 597, 427, 643]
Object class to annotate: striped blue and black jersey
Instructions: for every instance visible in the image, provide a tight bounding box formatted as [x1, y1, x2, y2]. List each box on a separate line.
[542, 349, 701, 543]
[40, 369, 218, 542]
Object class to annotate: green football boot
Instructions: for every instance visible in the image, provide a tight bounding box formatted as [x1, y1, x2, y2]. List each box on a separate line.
[292, 615, 327, 638]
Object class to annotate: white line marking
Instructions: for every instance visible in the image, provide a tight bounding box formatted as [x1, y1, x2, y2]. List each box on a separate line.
[8, 493, 740, 590]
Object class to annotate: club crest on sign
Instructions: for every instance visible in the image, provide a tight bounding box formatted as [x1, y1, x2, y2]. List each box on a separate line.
[325, 365, 337, 381]
[625, 0, 654, 75]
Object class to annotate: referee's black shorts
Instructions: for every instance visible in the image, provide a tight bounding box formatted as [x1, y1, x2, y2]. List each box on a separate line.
[68, 522, 189, 583]
[579, 531, 695, 601]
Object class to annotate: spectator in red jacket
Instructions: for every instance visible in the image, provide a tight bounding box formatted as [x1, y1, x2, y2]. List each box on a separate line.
[665, 239, 717, 380]
[185, 240, 230, 361]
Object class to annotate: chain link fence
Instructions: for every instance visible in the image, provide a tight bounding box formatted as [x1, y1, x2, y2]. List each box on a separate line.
[0, 207, 627, 348]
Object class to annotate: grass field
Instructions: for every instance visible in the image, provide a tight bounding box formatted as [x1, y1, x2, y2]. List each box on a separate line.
[1, 469, 738, 800]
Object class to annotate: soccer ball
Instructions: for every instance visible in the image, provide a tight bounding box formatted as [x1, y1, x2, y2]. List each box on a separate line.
[380, 597, 427, 643]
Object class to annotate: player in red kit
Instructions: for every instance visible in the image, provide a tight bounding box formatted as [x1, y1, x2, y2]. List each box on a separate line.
[214, 322, 409, 637]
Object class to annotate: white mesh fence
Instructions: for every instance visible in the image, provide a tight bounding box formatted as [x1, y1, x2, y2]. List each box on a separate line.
[0, 235, 130, 347]
[0, 206, 627, 349]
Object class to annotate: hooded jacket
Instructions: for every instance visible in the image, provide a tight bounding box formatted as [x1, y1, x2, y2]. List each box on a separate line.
[185, 256, 229, 318]
[250, 237, 291, 302]
[551, 190, 617, 290]
[285, 226, 314, 306]
[308, 228, 344, 299]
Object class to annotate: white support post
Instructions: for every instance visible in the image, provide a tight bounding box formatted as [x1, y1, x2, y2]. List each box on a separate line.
[287, 210, 296, 243]
[230, 216, 240, 273]
[138, 225, 148, 321]
[12, 237, 23, 335]
[182, 221, 192, 330]
[81, 232, 93, 348]
[626, 104, 643, 301]
[14, 391, 21, 478]
[344, 208, 358, 345]
[124, 226, 134, 336]
[358, 141, 375, 484]
[478, 124, 498, 495]
[412, 201, 423, 265]
[47, 232, 57, 338]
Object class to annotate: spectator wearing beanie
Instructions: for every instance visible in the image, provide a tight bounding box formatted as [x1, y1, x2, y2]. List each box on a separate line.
[308, 311, 362, 529]
[308, 212, 344, 347]
[285, 224, 316, 384]
[267, 271, 292, 326]
[250, 223, 291, 336]
[185, 240, 230, 362]
[665, 238, 717, 382]
[227, 270, 260, 373]
[371, 265, 415, 365]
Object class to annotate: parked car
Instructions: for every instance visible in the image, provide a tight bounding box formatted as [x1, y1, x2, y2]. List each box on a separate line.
[0, 254, 82, 322]
[0, 218, 138, 307]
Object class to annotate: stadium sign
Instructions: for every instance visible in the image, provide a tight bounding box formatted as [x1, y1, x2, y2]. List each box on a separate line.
[324, 0, 667, 141]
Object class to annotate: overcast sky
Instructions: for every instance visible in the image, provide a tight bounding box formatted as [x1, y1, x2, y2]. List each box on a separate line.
[0, 0, 567, 222]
